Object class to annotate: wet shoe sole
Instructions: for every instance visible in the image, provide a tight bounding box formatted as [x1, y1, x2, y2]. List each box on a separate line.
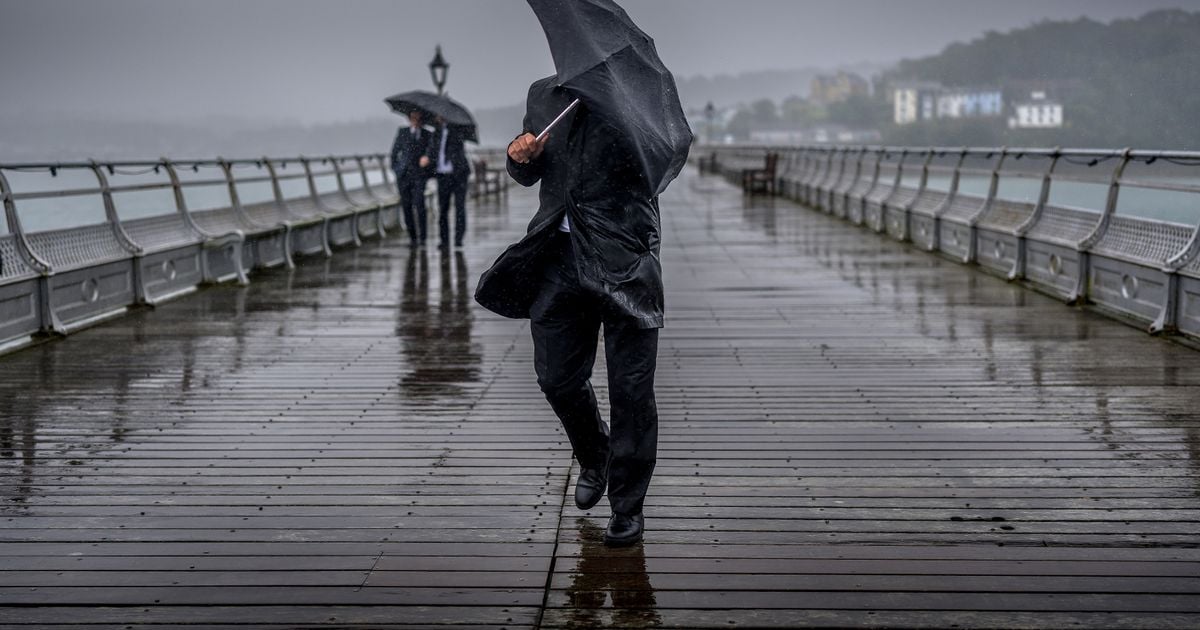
[603, 531, 643, 547]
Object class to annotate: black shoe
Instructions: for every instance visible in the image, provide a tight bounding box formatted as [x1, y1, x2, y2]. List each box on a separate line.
[604, 512, 644, 546]
[574, 467, 607, 510]
[438, 241, 450, 250]
[454, 240, 463, 248]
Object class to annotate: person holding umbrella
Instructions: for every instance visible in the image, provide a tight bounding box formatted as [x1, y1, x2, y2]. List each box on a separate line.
[421, 115, 472, 249]
[389, 110, 434, 247]
[476, 0, 692, 546]
[385, 91, 480, 249]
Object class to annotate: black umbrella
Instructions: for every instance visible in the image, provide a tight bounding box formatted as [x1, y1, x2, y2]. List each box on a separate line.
[526, 0, 692, 197]
[384, 90, 478, 143]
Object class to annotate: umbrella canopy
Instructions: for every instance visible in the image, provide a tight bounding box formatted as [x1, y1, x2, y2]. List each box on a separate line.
[384, 90, 478, 143]
[526, 0, 692, 197]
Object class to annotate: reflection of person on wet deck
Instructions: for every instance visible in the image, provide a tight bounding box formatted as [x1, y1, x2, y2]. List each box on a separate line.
[565, 519, 661, 627]
[398, 249, 479, 399]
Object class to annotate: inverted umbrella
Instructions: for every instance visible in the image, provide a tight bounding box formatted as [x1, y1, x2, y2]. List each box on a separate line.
[526, 0, 692, 197]
[384, 90, 478, 143]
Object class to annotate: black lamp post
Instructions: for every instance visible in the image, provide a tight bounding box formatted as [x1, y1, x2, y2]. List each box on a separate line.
[429, 45, 449, 96]
[704, 101, 716, 145]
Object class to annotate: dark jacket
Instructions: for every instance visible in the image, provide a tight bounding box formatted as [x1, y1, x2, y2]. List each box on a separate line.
[425, 125, 472, 180]
[474, 77, 664, 329]
[390, 125, 434, 182]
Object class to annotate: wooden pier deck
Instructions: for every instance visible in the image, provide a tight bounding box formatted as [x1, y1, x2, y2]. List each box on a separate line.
[1, 170, 1198, 628]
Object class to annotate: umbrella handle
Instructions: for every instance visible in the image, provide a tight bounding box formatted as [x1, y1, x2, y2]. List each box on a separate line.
[535, 99, 581, 142]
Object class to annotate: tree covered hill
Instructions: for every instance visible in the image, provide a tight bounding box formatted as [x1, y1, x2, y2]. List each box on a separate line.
[883, 9, 1200, 149]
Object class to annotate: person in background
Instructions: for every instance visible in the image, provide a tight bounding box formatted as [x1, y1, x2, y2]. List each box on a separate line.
[390, 111, 433, 247]
[420, 115, 472, 249]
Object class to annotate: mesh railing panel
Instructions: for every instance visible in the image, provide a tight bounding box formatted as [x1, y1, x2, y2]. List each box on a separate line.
[865, 179, 897, 204]
[122, 214, 199, 252]
[888, 187, 919, 209]
[189, 208, 247, 235]
[371, 183, 399, 204]
[242, 200, 290, 226]
[284, 197, 324, 220]
[25, 224, 130, 271]
[846, 175, 875, 199]
[977, 199, 1036, 233]
[940, 194, 987, 222]
[0, 235, 36, 281]
[345, 187, 376, 207]
[910, 190, 948, 216]
[1091, 215, 1193, 265]
[1025, 205, 1102, 247]
[316, 191, 355, 215]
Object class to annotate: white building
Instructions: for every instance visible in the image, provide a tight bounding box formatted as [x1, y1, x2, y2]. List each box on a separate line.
[936, 88, 1004, 119]
[1008, 91, 1064, 129]
[893, 83, 942, 125]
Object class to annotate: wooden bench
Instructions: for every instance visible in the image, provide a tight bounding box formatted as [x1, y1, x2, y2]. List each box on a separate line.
[472, 159, 506, 199]
[742, 152, 778, 195]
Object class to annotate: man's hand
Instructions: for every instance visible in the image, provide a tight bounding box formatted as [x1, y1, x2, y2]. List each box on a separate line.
[507, 133, 547, 164]
[419, 156, 430, 168]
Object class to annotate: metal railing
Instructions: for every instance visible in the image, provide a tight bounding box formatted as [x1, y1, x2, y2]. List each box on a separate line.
[702, 144, 1200, 341]
[0, 152, 422, 354]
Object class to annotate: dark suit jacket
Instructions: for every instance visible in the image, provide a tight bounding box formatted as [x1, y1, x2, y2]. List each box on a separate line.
[390, 126, 433, 183]
[475, 76, 663, 329]
[425, 125, 472, 181]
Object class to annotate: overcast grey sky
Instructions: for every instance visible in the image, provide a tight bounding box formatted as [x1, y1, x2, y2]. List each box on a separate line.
[2, 0, 1197, 124]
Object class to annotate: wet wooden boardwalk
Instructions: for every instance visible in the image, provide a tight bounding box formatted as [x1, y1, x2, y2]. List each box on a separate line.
[2, 169, 1199, 629]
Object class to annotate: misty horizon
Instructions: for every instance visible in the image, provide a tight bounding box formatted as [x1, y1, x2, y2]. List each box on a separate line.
[4, 0, 1199, 126]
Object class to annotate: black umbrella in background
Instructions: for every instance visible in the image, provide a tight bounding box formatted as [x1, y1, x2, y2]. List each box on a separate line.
[384, 90, 479, 143]
[526, 0, 692, 197]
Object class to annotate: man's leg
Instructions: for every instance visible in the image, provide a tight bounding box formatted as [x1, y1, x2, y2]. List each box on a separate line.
[453, 174, 468, 247]
[412, 178, 428, 244]
[529, 236, 609, 472]
[436, 174, 452, 248]
[399, 176, 418, 246]
[602, 317, 659, 517]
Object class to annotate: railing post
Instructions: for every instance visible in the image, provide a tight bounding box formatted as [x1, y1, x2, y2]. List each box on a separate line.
[918, 147, 935, 193]
[161, 159, 202, 235]
[300, 157, 333, 257]
[89, 160, 147, 303]
[299, 156, 321, 202]
[1010, 148, 1062, 280]
[261, 156, 289, 212]
[0, 168, 51, 275]
[1074, 148, 1133, 304]
[217, 158, 248, 223]
[328, 155, 357, 207]
[328, 156, 362, 247]
[354, 156, 388, 237]
[164, 158, 248, 286]
[89, 161, 143, 257]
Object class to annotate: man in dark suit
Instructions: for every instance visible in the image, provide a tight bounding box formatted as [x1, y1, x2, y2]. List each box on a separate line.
[390, 111, 433, 246]
[476, 76, 663, 546]
[424, 116, 472, 249]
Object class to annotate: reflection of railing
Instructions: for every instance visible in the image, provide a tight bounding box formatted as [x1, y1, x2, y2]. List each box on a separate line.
[0, 153, 414, 354]
[703, 145, 1200, 340]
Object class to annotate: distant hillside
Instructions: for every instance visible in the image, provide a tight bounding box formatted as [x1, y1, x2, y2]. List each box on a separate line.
[468, 63, 888, 147]
[675, 63, 884, 110]
[882, 9, 1200, 149]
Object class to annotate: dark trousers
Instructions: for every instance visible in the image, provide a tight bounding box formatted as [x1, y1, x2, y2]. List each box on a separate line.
[436, 173, 468, 246]
[398, 175, 427, 244]
[530, 233, 659, 516]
